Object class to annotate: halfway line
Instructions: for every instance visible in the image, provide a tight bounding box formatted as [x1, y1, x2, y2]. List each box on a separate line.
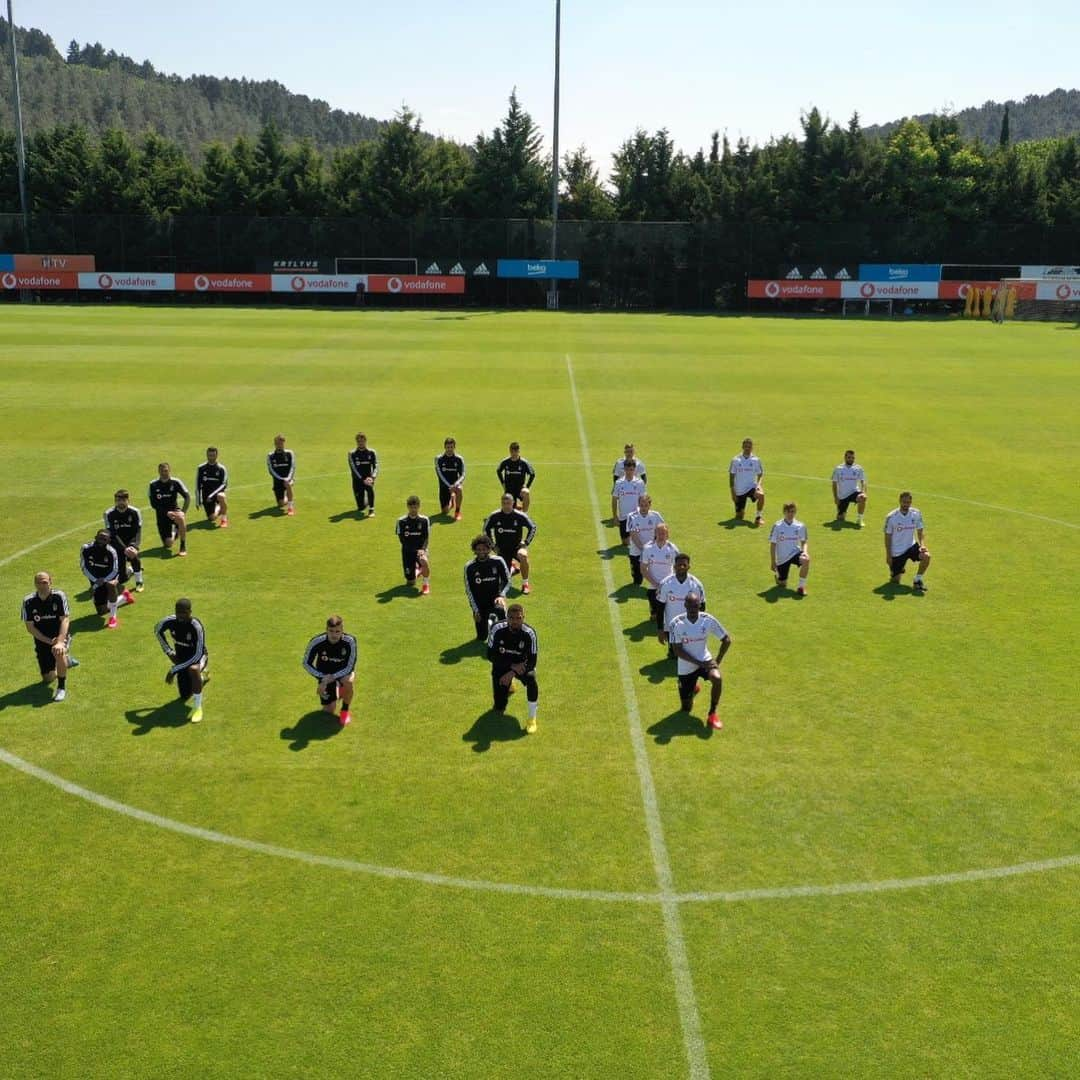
[565, 354, 710, 1080]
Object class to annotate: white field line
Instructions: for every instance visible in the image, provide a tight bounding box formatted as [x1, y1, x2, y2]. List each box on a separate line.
[565, 355, 710, 1080]
[2, 745, 1076, 908]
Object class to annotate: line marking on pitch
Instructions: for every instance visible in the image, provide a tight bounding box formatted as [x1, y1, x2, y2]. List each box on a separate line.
[2, 745, 1076, 908]
[565, 354, 710, 1080]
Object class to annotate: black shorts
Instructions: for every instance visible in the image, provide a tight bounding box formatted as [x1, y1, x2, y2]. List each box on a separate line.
[890, 543, 922, 576]
[400, 544, 424, 581]
[618, 518, 629, 542]
[91, 582, 115, 611]
[733, 489, 759, 512]
[318, 678, 344, 706]
[495, 545, 520, 569]
[176, 654, 207, 700]
[775, 551, 804, 582]
[679, 667, 720, 700]
[836, 491, 861, 513]
[438, 481, 455, 509]
[272, 478, 287, 501]
[155, 510, 177, 544]
[201, 492, 220, 519]
[110, 541, 131, 585]
[34, 638, 65, 676]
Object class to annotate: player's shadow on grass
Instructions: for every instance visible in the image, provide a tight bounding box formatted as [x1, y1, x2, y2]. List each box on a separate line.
[873, 581, 921, 601]
[756, 585, 793, 604]
[280, 710, 345, 751]
[68, 611, 110, 634]
[718, 517, 757, 530]
[376, 583, 417, 604]
[144, 546, 180, 560]
[609, 582, 640, 604]
[440, 638, 485, 665]
[822, 518, 861, 532]
[0, 682, 55, 710]
[125, 699, 192, 734]
[639, 656, 672, 684]
[249, 506, 285, 520]
[623, 617, 658, 642]
[462, 709, 527, 753]
[596, 544, 624, 561]
[328, 509, 365, 523]
[647, 710, 713, 744]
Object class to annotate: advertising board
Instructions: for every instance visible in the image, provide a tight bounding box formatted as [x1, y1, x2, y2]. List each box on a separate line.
[270, 274, 366, 293]
[747, 279, 841, 299]
[1, 271, 78, 290]
[841, 281, 939, 300]
[78, 272, 175, 291]
[366, 275, 465, 294]
[175, 274, 270, 292]
[14, 254, 96, 272]
[857, 264, 941, 282]
[497, 259, 580, 280]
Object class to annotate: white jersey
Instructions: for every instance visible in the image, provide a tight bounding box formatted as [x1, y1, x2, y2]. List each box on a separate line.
[612, 457, 646, 484]
[640, 540, 680, 587]
[769, 518, 808, 564]
[668, 612, 728, 676]
[626, 510, 664, 556]
[730, 453, 764, 496]
[613, 477, 647, 521]
[832, 463, 866, 499]
[884, 507, 925, 556]
[657, 572, 707, 630]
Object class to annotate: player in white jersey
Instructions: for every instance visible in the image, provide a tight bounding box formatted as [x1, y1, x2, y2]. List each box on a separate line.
[729, 437, 765, 525]
[769, 502, 811, 594]
[656, 553, 707, 644]
[611, 443, 646, 521]
[626, 493, 664, 586]
[831, 449, 867, 526]
[641, 524, 680, 629]
[884, 491, 931, 592]
[668, 592, 731, 729]
[612, 462, 647, 543]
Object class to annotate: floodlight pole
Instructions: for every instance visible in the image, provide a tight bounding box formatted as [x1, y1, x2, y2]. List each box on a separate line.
[6, 0, 30, 247]
[547, 0, 561, 310]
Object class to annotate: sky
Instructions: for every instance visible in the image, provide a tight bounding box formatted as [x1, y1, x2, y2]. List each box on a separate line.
[13, 1, 1078, 175]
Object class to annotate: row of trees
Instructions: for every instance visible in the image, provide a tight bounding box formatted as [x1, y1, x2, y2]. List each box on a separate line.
[3, 94, 1078, 231]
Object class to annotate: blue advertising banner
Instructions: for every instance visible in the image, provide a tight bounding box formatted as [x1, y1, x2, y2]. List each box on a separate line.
[497, 259, 580, 280]
[0, 255, 14, 272]
[858, 263, 941, 282]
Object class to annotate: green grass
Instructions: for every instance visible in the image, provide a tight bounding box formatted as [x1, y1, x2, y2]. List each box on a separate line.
[0, 307, 1077, 1078]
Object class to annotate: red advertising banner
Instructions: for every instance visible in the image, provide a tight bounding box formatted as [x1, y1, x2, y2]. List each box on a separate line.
[367, 274, 466, 295]
[747, 279, 842, 300]
[938, 281, 1001, 300]
[1, 270, 78, 290]
[175, 273, 271, 293]
[13, 254, 95, 272]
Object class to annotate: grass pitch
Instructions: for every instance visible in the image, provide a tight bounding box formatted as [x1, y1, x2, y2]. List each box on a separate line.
[1, 308, 1077, 1078]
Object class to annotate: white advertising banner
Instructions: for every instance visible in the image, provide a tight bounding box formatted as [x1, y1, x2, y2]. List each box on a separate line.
[77, 272, 176, 291]
[271, 273, 367, 294]
[840, 281, 940, 300]
[1019, 265, 1080, 279]
[1036, 280, 1080, 301]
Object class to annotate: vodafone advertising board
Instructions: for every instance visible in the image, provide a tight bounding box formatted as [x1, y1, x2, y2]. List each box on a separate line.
[78, 272, 175, 291]
[367, 274, 465, 295]
[1038, 280, 1080, 301]
[841, 281, 939, 300]
[1, 271, 78, 290]
[747, 280, 841, 299]
[176, 273, 270, 292]
[271, 273, 366, 293]
[937, 281, 1001, 300]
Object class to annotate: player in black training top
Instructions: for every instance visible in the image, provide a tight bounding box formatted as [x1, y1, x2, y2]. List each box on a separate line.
[396, 495, 431, 593]
[21, 570, 76, 701]
[487, 603, 540, 732]
[267, 433, 296, 515]
[496, 442, 535, 512]
[104, 489, 145, 592]
[195, 446, 229, 528]
[154, 598, 208, 722]
[348, 432, 379, 515]
[464, 535, 511, 640]
[435, 436, 465, 520]
[80, 529, 133, 628]
[302, 614, 358, 727]
[148, 462, 190, 555]
[483, 493, 537, 594]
